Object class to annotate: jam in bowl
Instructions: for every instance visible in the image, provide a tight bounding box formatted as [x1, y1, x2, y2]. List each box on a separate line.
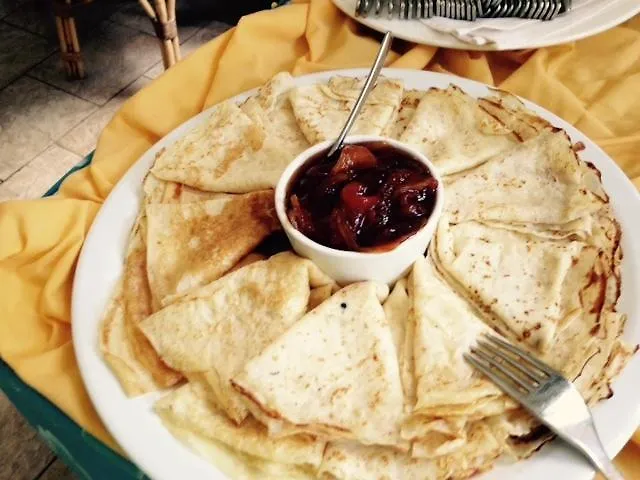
[275, 135, 444, 285]
[286, 141, 439, 253]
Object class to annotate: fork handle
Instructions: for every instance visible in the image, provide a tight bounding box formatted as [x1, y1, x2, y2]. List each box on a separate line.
[561, 421, 624, 480]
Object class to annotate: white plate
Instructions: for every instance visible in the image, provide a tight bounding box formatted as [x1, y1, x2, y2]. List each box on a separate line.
[332, 0, 640, 50]
[72, 69, 640, 480]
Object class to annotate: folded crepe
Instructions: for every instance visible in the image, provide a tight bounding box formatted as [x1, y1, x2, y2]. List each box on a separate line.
[289, 76, 404, 144]
[139, 252, 334, 423]
[408, 257, 505, 417]
[100, 214, 183, 395]
[145, 190, 280, 307]
[443, 130, 606, 233]
[432, 217, 600, 352]
[239, 72, 310, 159]
[155, 382, 326, 468]
[399, 85, 519, 175]
[546, 211, 631, 393]
[319, 421, 502, 480]
[381, 89, 425, 140]
[382, 278, 416, 409]
[100, 280, 161, 396]
[142, 172, 227, 204]
[477, 88, 553, 142]
[151, 76, 306, 193]
[231, 282, 406, 447]
[574, 312, 636, 404]
[101, 176, 235, 395]
[395, 258, 518, 459]
[121, 216, 183, 388]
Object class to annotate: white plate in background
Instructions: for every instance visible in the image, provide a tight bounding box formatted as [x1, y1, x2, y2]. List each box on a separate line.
[332, 0, 640, 50]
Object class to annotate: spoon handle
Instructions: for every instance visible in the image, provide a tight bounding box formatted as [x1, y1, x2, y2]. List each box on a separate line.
[326, 31, 394, 158]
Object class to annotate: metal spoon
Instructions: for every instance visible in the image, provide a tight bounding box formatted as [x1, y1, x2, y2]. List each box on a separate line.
[326, 31, 394, 158]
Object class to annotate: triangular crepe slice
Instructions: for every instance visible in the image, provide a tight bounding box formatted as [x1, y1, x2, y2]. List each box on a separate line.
[155, 382, 326, 468]
[383, 278, 416, 409]
[535, 210, 625, 381]
[101, 179, 227, 395]
[399, 85, 518, 175]
[289, 76, 404, 144]
[530, 251, 619, 388]
[589, 208, 622, 293]
[477, 89, 553, 142]
[100, 280, 161, 396]
[140, 252, 334, 423]
[319, 421, 502, 480]
[116, 176, 230, 393]
[231, 282, 406, 446]
[381, 89, 425, 140]
[150, 100, 293, 193]
[143, 172, 227, 204]
[443, 130, 606, 231]
[432, 217, 598, 352]
[239, 72, 310, 159]
[145, 190, 280, 307]
[573, 312, 636, 404]
[121, 216, 183, 388]
[408, 257, 504, 417]
[588, 339, 637, 404]
[165, 253, 272, 406]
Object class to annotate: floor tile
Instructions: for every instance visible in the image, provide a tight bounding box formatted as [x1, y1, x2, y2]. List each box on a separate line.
[3, 0, 55, 38]
[58, 76, 152, 156]
[145, 19, 231, 79]
[110, 1, 206, 41]
[0, 21, 57, 89]
[4, 0, 122, 40]
[30, 21, 161, 105]
[0, 144, 80, 201]
[0, 391, 55, 480]
[39, 458, 76, 480]
[0, 76, 96, 179]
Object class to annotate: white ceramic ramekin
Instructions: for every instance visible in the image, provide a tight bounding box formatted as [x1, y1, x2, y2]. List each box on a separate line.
[275, 135, 444, 286]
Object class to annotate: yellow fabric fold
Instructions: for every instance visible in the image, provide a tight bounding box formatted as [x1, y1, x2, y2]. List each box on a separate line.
[0, 0, 638, 473]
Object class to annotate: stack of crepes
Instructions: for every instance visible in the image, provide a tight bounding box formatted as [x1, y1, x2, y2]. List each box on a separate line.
[100, 71, 636, 480]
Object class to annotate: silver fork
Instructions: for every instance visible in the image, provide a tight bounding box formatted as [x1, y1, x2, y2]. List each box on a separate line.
[465, 334, 624, 480]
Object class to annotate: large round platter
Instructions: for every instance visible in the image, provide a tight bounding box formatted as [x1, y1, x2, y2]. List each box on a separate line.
[72, 69, 640, 480]
[332, 0, 640, 51]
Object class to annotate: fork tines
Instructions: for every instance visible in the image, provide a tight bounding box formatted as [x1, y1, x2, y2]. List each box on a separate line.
[356, 0, 569, 20]
[464, 333, 561, 398]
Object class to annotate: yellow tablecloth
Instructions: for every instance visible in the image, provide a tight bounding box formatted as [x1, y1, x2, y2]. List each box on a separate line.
[0, 0, 638, 474]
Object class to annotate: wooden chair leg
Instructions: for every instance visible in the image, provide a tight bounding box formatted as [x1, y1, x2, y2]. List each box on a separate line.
[53, 0, 86, 79]
[138, 0, 180, 71]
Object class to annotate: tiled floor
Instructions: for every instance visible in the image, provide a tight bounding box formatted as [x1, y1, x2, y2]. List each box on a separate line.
[0, 0, 231, 476]
[0, 0, 231, 203]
